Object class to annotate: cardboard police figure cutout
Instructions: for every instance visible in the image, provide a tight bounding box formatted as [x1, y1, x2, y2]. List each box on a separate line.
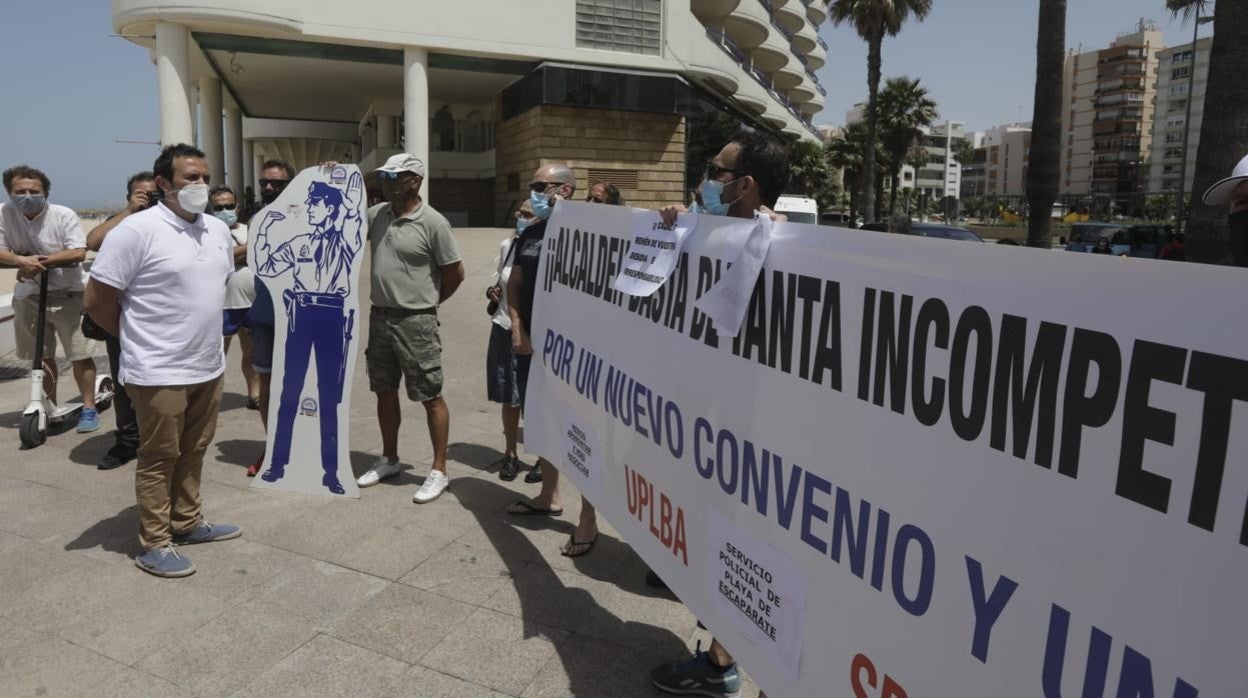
[250, 165, 364, 497]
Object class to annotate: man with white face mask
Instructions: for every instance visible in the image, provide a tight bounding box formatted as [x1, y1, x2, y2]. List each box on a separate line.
[85, 143, 241, 578]
[0, 164, 99, 432]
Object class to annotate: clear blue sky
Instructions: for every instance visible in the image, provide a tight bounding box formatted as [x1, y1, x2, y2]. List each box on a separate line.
[0, 1, 1211, 209]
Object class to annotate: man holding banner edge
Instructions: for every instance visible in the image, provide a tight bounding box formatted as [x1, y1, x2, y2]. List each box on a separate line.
[647, 130, 791, 698]
[505, 163, 603, 558]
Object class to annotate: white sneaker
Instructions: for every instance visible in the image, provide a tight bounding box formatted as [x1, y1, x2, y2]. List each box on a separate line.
[357, 456, 401, 487]
[413, 469, 449, 503]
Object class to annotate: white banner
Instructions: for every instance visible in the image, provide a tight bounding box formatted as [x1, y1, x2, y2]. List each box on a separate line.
[524, 202, 1248, 697]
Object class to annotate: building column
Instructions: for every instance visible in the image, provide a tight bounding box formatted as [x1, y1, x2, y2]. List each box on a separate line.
[198, 77, 225, 186]
[155, 22, 193, 146]
[242, 139, 255, 197]
[404, 47, 430, 201]
[225, 106, 244, 192]
[253, 151, 264, 189]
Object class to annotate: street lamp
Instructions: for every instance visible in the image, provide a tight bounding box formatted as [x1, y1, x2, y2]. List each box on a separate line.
[1175, 7, 1215, 234]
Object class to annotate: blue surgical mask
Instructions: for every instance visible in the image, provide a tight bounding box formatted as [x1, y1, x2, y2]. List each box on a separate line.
[700, 177, 739, 216]
[687, 201, 704, 215]
[516, 217, 530, 235]
[13, 193, 47, 217]
[214, 209, 238, 227]
[529, 189, 554, 220]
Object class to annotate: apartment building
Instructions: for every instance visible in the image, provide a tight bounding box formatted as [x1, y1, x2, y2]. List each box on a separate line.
[112, 0, 827, 225]
[899, 121, 965, 200]
[1059, 22, 1163, 196]
[979, 122, 1032, 198]
[1147, 36, 1211, 193]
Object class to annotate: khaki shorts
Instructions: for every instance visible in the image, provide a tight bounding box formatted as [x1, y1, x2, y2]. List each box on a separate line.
[366, 307, 443, 402]
[13, 291, 97, 362]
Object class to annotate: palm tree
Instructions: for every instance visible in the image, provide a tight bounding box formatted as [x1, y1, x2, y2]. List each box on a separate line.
[877, 76, 938, 214]
[1024, 0, 1065, 248]
[829, 0, 934, 224]
[825, 122, 872, 225]
[788, 140, 838, 210]
[1169, 0, 1248, 263]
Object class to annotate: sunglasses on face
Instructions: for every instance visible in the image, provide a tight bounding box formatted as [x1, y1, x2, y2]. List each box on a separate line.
[587, 196, 606, 203]
[380, 171, 418, 182]
[706, 163, 749, 180]
[259, 178, 289, 189]
[211, 203, 237, 212]
[529, 181, 562, 194]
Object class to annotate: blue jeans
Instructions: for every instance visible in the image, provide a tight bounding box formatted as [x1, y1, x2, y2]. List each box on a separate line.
[268, 297, 350, 482]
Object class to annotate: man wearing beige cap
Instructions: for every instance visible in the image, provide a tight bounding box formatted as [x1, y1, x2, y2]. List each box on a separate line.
[357, 153, 464, 502]
[1202, 152, 1248, 267]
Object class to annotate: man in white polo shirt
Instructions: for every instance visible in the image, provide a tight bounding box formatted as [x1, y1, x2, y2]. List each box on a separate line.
[0, 164, 99, 432]
[85, 144, 242, 578]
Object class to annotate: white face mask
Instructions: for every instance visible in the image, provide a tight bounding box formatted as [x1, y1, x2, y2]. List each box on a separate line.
[175, 183, 210, 214]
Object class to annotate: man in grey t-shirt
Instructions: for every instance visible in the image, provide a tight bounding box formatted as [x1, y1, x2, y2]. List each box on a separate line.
[357, 154, 464, 503]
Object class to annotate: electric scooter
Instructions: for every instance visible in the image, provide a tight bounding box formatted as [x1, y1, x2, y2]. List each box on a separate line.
[17, 262, 113, 448]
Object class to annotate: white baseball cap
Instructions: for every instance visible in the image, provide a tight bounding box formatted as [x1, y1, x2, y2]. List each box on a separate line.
[376, 153, 426, 177]
[1202, 153, 1248, 206]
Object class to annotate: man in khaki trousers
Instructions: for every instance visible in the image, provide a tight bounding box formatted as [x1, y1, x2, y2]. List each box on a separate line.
[85, 143, 242, 578]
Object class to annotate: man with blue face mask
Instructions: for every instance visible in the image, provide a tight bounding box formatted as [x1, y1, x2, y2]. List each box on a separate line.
[210, 185, 260, 411]
[505, 164, 605, 558]
[652, 129, 790, 698]
[0, 164, 99, 433]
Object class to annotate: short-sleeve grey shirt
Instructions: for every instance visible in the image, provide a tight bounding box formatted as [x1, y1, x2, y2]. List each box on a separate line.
[367, 201, 461, 310]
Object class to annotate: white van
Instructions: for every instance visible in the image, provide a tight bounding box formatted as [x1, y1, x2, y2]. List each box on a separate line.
[773, 195, 819, 225]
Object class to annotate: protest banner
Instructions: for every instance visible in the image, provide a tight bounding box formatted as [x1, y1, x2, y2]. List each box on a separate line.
[249, 165, 365, 497]
[523, 202, 1248, 697]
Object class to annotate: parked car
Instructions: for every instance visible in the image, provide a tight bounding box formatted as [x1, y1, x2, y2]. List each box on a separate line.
[1065, 222, 1169, 258]
[861, 220, 985, 242]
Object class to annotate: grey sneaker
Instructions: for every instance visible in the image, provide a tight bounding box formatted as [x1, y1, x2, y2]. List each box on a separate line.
[651, 642, 741, 698]
[358, 456, 401, 487]
[134, 545, 196, 578]
[172, 521, 242, 545]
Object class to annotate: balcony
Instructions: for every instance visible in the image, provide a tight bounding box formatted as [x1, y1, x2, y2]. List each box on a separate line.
[805, 0, 828, 25]
[799, 87, 825, 116]
[763, 102, 789, 128]
[791, 18, 818, 53]
[751, 24, 792, 73]
[723, 0, 771, 49]
[787, 72, 817, 104]
[772, 0, 806, 33]
[736, 67, 771, 114]
[690, 28, 745, 94]
[773, 56, 804, 89]
[692, 0, 741, 22]
[804, 38, 826, 70]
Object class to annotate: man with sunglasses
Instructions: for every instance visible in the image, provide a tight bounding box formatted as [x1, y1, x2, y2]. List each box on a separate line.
[504, 164, 604, 558]
[243, 159, 294, 476]
[651, 130, 790, 698]
[210, 185, 261, 411]
[355, 153, 464, 503]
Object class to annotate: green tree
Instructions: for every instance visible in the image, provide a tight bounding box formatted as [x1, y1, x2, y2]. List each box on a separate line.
[1169, 0, 1248, 263]
[825, 121, 876, 225]
[829, 0, 933, 224]
[877, 76, 938, 214]
[952, 138, 977, 167]
[788, 140, 838, 211]
[1024, 0, 1065, 248]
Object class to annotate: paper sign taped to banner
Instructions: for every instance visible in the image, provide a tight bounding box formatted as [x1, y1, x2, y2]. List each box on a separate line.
[708, 507, 807, 681]
[612, 212, 697, 297]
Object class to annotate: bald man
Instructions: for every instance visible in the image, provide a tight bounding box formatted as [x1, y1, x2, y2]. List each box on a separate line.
[505, 164, 601, 558]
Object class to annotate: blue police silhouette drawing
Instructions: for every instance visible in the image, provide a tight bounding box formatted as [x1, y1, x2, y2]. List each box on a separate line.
[254, 168, 364, 494]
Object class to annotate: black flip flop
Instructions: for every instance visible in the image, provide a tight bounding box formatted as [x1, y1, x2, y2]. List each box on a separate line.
[561, 533, 598, 558]
[508, 500, 564, 517]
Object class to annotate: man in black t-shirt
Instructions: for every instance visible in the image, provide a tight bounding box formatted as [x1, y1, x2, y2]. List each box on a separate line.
[505, 163, 601, 558]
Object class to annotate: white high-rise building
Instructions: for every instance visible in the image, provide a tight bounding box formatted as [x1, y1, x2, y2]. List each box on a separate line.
[899, 121, 965, 200]
[112, 0, 828, 224]
[1147, 36, 1212, 193]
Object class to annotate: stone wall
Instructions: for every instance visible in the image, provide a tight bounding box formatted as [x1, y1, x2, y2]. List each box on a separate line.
[494, 104, 686, 222]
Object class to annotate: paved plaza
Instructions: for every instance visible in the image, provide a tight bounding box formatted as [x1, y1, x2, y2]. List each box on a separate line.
[0, 228, 762, 697]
